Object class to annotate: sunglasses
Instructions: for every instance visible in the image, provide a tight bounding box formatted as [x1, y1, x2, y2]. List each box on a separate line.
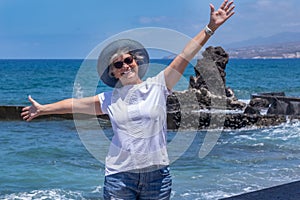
[113, 55, 134, 69]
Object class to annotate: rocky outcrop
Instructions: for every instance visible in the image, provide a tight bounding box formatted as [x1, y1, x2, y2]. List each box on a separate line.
[248, 92, 300, 116]
[166, 46, 299, 130]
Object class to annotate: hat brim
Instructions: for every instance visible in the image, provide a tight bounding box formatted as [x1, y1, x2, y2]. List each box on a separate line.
[97, 39, 149, 88]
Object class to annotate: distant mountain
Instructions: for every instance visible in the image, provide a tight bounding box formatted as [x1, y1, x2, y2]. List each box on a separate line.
[223, 32, 300, 59]
[225, 32, 300, 48]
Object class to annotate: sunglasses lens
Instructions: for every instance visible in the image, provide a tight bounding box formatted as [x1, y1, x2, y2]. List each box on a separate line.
[124, 56, 133, 65]
[113, 61, 123, 69]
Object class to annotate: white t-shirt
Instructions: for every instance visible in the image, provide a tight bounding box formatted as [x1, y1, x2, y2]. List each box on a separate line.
[98, 71, 171, 175]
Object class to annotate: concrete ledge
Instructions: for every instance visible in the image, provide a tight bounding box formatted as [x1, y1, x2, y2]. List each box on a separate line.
[220, 181, 300, 200]
[0, 106, 24, 120]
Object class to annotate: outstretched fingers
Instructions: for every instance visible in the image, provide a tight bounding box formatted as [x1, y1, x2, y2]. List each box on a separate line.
[21, 107, 31, 121]
[220, 0, 235, 14]
[220, 0, 229, 10]
[220, 0, 235, 19]
[21, 96, 40, 121]
[224, 1, 234, 11]
[227, 5, 235, 18]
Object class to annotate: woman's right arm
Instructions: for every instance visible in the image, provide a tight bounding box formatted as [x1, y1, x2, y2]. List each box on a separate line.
[21, 95, 103, 121]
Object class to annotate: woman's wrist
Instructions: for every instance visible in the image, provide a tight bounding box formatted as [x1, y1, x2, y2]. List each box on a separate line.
[38, 104, 47, 115]
[204, 25, 214, 36]
[207, 23, 218, 32]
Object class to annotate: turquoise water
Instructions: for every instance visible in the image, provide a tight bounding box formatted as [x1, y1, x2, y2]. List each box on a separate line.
[226, 59, 300, 99]
[0, 59, 300, 199]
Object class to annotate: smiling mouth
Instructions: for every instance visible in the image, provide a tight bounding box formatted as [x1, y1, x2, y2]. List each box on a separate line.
[121, 69, 133, 76]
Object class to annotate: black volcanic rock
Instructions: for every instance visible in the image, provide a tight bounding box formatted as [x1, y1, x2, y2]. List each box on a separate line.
[166, 46, 299, 130]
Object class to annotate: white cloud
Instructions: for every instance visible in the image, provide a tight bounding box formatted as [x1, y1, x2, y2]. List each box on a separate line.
[138, 16, 168, 25]
[253, 0, 293, 12]
[282, 22, 300, 28]
[256, 0, 272, 7]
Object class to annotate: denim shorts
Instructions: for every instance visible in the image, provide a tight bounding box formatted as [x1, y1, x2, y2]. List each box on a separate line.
[103, 166, 172, 200]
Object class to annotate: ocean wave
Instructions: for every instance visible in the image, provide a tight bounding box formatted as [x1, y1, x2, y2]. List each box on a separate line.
[238, 99, 250, 104]
[1, 189, 84, 200]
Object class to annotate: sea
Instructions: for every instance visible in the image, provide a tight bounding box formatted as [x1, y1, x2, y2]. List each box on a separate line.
[1, 58, 300, 200]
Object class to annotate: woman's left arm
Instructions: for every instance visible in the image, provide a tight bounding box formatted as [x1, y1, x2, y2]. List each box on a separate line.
[164, 0, 235, 90]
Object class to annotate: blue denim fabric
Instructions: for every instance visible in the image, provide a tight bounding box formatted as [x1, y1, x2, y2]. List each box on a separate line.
[103, 166, 172, 200]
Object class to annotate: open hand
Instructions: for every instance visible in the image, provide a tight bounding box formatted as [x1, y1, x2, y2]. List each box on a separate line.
[208, 0, 235, 31]
[21, 95, 43, 121]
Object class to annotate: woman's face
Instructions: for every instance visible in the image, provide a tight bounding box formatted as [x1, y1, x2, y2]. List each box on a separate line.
[110, 53, 141, 85]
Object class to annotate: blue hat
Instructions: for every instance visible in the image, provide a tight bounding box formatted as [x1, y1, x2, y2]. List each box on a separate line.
[97, 39, 149, 87]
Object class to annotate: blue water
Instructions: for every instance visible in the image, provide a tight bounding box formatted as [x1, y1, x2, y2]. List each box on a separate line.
[1, 59, 300, 199]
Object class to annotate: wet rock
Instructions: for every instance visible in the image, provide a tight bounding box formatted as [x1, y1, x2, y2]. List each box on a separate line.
[267, 99, 289, 115]
[244, 105, 260, 115]
[250, 98, 270, 108]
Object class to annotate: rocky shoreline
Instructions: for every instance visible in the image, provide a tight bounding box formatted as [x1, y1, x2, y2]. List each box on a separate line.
[1, 46, 300, 130]
[166, 46, 300, 130]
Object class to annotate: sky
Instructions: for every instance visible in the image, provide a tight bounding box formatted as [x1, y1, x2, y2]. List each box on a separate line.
[0, 0, 300, 59]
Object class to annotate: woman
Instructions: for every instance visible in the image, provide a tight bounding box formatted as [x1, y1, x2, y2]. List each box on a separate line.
[21, 1, 235, 199]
